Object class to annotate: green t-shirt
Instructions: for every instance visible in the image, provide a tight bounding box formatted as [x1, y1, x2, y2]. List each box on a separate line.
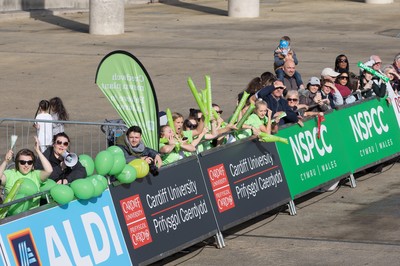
[159, 142, 182, 165]
[245, 113, 269, 128]
[4, 169, 42, 208]
[182, 130, 195, 157]
[235, 114, 269, 140]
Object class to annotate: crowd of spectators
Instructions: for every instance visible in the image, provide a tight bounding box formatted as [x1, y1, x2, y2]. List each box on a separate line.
[155, 47, 399, 168]
[2, 43, 400, 206]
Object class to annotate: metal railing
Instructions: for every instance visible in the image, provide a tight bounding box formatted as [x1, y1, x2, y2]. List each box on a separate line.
[0, 118, 128, 158]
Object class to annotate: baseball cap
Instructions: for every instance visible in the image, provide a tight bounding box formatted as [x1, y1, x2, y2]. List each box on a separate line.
[321, 68, 340, 77]
[308, 77, 321, 86]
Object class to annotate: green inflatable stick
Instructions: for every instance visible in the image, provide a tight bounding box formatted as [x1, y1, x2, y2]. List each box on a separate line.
[258, 132, 288, 144]
[166, 108, 176, 134]
[357, 61, 389, 82]
[0, 179, 24, 219]
[229, 91, 250, 125]
[236, 103, 255, 129]
[271, 112, 287, 123]
[188, 77, 207, 115]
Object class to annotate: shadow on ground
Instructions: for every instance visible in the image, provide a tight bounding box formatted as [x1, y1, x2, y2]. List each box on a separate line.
[160, 0, 227, 16]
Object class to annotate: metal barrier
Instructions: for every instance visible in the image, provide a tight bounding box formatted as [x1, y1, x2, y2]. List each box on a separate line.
[0, 118, 128, 158]
[0, 117, 128, 205]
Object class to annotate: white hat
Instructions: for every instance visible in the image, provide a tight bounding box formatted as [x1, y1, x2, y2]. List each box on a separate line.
[321, 68, 340, 77]
[308, 77, 320, 86]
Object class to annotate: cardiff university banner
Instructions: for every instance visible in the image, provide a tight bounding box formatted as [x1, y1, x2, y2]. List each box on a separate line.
[95, 50, 159, 150]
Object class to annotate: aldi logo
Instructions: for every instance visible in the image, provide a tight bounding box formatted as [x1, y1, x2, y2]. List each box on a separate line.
[8, 228, 41, 266]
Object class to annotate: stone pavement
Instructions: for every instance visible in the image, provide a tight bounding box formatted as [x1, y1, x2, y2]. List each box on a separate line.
[0, 0, 399, 265]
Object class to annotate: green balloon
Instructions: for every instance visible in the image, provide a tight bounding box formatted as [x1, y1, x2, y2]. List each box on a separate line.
[40, 179, 57, 199]
[128, 159, 149, 178]
[70, 179, 95, 200]
[93, 175, 108, 189]
[8, 194, 31, 216]
[109, 154, 126, 176]
[107, 146, 125, 157]
[95, 150, 114, 175]
[79, 154, 95, 176]
[88, 175, 106, 197]
[50, 185, 75, 205]
[19, 178, 39, 196]
[116, 164, 137, 184]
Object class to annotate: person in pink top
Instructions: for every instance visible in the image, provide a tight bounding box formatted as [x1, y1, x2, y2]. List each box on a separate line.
[335, 71, 357, 104]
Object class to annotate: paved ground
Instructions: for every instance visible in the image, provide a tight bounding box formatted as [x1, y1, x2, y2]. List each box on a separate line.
[1, 0, 400, 265]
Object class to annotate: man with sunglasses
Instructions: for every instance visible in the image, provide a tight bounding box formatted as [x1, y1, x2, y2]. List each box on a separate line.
[250, 80, 298, 125]
[35, 132, 87, 184]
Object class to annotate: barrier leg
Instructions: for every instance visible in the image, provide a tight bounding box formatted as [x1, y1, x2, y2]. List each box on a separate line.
[348, 174, 357, 188]
[215, 231, 226, 248]
[287, 200, 297, 216]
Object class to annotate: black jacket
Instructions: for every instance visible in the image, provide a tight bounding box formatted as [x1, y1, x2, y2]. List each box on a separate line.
[34, 147, 87, 183]
[255, 85, 299, 125]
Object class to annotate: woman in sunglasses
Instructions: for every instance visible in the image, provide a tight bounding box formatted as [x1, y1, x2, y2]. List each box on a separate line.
[334, 71, 357, 104]
[334, 54, 358, 91]
[35, 132, 87, 184]
[0, 136, 53, 208]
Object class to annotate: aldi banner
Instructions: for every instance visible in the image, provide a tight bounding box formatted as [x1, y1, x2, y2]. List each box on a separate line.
[95, 50, 159, 150]
[198, 139, 291, 231]
[108, 157, 218, 266]
[276, 111, 351, 199]
[0, 190, 131, 266]
[335, 97, 400, 172]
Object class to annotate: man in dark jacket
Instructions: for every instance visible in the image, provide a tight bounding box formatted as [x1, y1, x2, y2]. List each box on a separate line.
[35, 132, 87, 184]
[250, 80, 299, 125]
[117, 125, 162, 176]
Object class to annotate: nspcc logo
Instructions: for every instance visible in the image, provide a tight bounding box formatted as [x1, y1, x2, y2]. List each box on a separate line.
[8, 228, 41, 266]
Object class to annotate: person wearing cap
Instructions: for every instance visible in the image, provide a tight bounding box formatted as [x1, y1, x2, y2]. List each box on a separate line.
[321, 67, 340, 83]
[299, 77, 330, 113]
[273, 36, 304, 90]
[359, 56, 388, 99]
[364, 55, 384, 74]
[250, 80, 298, 125]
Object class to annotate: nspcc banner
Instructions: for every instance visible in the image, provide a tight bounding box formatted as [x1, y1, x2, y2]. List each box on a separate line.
[0, 190, 131, 266]
[95, 50, 159, 150]
[276, 112, 351, 198]
[336, 98, 400, 172]
[198, 139, 291, 231]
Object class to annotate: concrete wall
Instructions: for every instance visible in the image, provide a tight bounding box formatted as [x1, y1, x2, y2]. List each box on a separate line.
[0, 0, 153, 12]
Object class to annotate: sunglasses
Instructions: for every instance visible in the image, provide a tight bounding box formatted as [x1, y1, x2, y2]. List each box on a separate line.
[56, 140, 69, 146]
[338, 76, 349, 80]
[19, 160, 33, 165]
[187, 124, 197, 129]
[287, 98, 298, 102]
[275, 87, 285, 90]
[216, 110, 223, 114]
[338, 59, 348, 63]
